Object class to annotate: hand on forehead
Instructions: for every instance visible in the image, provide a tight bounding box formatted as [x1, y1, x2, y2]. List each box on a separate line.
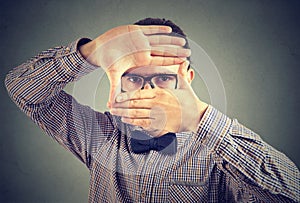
[99, 25, 190, 107]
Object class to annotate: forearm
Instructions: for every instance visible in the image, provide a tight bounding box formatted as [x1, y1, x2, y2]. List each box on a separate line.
[4, 39, 111, 167]
[197, 106, 300, 202]
[5, 38, 97, 115]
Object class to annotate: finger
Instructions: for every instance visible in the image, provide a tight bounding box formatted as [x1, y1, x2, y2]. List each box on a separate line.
[150, 56, 186, 66]
[178, 60, 189, 77]
[138, 25, 172, 34]
[121, 117, 152, 129]
[177, 61, 190, 89]
[151, 46, 191, 57]
[112, 99, 153, 109]
[107, 84, 118, 108]
[110, 108, 152, 119]
[115, 90, 156, 103]
[148, 35, 186, 46]
[106, 72, 123, 106]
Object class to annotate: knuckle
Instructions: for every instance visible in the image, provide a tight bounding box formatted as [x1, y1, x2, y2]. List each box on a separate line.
[156, 89, 165, 97]
[129, 99, 138, 107]
[143, 119, 151, 128]
[144, 54, 152, 64]
[122, 109, 128, 117]
[137, 119, 147, 128]
[130, 109, 137, 117]
[140, 119, 146, 127]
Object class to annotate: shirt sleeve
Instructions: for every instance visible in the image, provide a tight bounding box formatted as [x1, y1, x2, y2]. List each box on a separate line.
[197, 105, 300, 202]
[5, 39, 116, 169]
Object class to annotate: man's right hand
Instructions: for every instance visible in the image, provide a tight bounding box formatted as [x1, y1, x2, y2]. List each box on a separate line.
[79, 25, 191, 105]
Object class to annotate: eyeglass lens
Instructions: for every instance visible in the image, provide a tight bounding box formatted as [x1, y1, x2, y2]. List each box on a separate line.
[121, 74, 177, 92]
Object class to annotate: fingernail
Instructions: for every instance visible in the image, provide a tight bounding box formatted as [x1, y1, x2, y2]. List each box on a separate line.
[116, 94, 127, 102]
[184, 61, 190, 67]
[186, 49, 191, 56]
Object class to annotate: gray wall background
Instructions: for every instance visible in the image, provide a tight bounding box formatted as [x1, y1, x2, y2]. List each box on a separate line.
[1, 0, 299, 202]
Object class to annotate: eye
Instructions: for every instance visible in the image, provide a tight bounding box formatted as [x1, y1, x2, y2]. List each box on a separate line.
[157, 76, 173, 82]
[128, 76, 142, 83]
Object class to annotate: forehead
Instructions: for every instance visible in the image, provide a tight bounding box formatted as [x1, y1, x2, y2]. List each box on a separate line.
[124, 65, 179, 76]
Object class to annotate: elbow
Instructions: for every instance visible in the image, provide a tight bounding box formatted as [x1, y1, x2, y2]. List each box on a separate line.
[4, 67, 24, 106]
[4, 70, 13, 96]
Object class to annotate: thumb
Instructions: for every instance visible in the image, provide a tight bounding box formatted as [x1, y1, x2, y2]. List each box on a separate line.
[106, 71, 122, 108]
[177, 61, 190, 89]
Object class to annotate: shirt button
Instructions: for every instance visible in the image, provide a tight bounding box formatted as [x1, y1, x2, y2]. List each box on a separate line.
[141, 190, 146, 198]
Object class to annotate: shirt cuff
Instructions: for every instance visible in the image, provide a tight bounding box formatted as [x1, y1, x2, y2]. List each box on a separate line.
[196, 105, 232, 152]
[56, 38, 99, 80]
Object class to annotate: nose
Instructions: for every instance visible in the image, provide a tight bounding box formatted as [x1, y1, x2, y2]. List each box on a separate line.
[143, 83, 152, 89]
[141, 80, 155, 90]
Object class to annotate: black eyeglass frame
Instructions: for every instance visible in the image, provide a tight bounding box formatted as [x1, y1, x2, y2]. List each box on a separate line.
[121, 73, 178, 92]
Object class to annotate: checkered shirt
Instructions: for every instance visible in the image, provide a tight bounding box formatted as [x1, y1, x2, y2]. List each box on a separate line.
[5, 39, 299, 202]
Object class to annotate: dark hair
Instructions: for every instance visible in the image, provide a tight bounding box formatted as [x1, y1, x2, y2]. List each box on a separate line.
[134, 18, 191, 69]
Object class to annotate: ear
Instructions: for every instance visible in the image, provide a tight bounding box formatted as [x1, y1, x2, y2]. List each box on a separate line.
[187, 69, 194, 84]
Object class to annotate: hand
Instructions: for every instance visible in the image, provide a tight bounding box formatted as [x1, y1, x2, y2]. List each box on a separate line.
[79, 25, 191, 105]
[110, 61, 208, 137]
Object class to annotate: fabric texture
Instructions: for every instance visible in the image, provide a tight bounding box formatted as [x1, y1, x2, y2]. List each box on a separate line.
[5, 39, 300, 202]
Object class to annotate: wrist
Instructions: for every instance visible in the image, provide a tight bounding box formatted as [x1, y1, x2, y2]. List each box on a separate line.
[198, 100, 209, 121]
[188, 100, 208, 133]
[78, 39, 98, 66]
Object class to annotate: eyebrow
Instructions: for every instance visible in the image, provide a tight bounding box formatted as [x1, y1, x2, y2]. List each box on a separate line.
[122, 72, 175, 77]
[122, 73, 177, 77]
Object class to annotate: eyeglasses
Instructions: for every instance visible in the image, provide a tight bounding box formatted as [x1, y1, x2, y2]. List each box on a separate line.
[121, 73, 178, 92]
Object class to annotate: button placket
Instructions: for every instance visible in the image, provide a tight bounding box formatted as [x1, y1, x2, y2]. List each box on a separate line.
[138, 152, 158, 201]
[140, 190, 146, 198]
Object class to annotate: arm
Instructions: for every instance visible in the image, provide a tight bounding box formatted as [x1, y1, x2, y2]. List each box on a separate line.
[110, 62, 299, 201]
[5, 25, 190, 168]
[5, 39, 115, 168]
[198, 106, 300, 202]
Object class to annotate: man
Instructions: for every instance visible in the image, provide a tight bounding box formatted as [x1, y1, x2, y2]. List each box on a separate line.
[5, 18, 299, 202]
